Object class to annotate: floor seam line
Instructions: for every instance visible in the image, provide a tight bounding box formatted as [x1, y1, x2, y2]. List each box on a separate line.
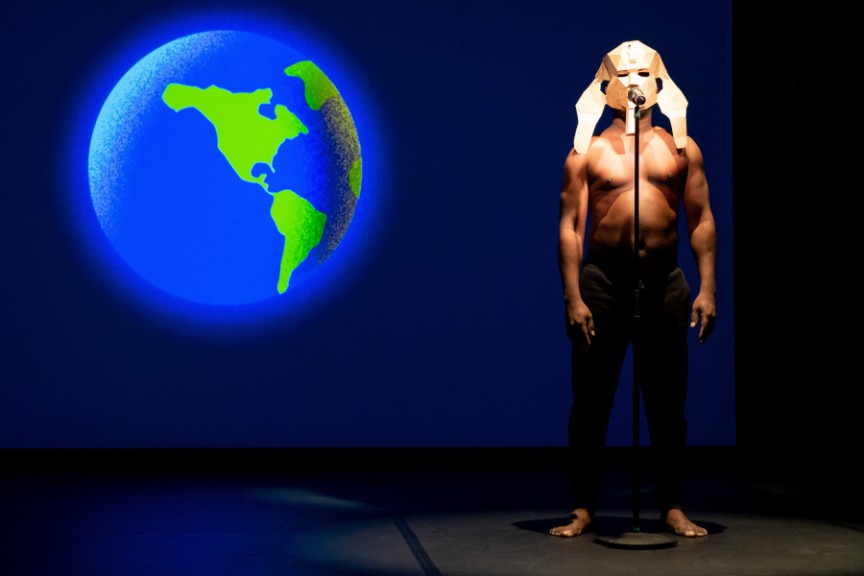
[393, 515, 443, 576]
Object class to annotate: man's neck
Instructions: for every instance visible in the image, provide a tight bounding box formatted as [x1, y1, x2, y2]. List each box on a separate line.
[611, 107, 654, 133]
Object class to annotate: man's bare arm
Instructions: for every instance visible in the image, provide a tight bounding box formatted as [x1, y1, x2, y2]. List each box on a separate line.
[558, 148, 593, 346]
[681, 138, 717, 343]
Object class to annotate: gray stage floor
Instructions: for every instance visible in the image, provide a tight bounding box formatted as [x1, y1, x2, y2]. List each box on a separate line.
[1, 450, 862, 576]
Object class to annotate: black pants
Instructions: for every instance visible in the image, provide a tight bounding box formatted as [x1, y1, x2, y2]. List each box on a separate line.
[568, 258, 691, 516]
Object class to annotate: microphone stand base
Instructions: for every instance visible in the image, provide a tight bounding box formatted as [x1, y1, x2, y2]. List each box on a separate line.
[594, 531, 678, 549]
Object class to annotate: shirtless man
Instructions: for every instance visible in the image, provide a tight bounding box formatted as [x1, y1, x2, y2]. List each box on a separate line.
[550, 41, 716, 539]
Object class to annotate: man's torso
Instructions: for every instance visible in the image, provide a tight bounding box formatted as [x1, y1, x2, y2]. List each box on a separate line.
[584, 126, 687, 271]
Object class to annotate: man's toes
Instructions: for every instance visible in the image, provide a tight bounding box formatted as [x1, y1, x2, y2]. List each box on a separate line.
[677, 527, 707, 537]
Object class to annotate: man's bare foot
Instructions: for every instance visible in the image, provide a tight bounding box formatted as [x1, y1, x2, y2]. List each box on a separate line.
[665, 508, 707, 537]
[549, 508, 592, 537]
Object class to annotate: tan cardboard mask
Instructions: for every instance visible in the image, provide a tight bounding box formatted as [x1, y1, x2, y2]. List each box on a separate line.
[573, 40, 688, 154]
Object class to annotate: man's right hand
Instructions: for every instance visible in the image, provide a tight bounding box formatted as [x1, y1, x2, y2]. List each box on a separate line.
[565, 300, 594, 350]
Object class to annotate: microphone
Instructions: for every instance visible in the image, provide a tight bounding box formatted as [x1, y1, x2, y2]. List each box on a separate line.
[628, 86, 646, 106]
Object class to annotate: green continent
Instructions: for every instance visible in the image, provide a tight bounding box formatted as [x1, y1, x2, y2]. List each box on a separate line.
[270, 190, 327, 293]
[162, 82, 324, 294]
[284, 61, 339, 111]
[283, 60, 363, 259]
[162, 83, 308, 186]
[349, 158, 362, 199]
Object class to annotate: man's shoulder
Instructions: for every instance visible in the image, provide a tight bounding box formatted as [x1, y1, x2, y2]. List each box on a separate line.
[650, 125, 678, 140]
[583, 135, 619, 160]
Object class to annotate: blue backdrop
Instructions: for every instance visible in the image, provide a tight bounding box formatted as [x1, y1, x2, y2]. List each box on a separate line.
[0, 0, 733, 448]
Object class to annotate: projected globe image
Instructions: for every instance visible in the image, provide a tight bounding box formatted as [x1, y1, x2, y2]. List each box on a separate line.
[88, 31, 362, 306]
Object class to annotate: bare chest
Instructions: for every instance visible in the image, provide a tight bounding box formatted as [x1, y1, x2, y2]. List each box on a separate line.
[587, 138, 686, 209]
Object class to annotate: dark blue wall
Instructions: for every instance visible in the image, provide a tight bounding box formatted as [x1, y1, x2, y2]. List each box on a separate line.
[0, 0, 734, 448]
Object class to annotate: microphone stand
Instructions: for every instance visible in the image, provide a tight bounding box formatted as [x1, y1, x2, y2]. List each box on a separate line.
[595, 102, 677, 550]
